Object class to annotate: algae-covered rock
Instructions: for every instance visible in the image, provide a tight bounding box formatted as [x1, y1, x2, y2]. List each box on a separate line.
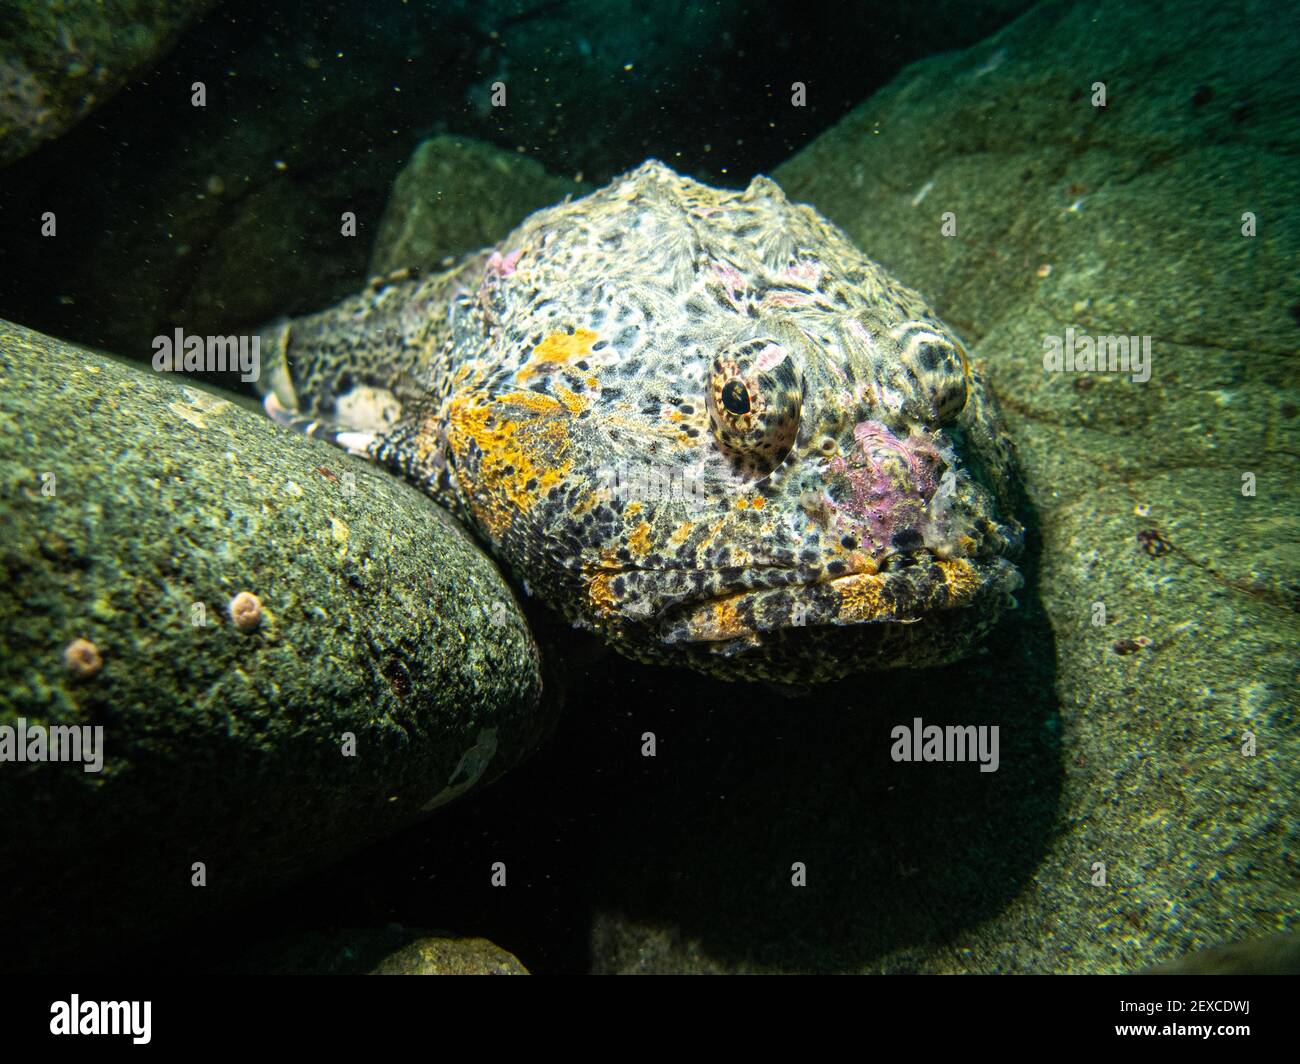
[216, 925, 528, 974]
[587, 0, 1299, 973]
[369, 935, 528, 975]
[0, 0, 217, 166]
[0, 320, 555, 971]
[370, 135, 584, 279]
[1143, 931, 1300, 975]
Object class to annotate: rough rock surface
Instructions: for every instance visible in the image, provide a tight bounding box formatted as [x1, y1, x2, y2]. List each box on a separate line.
[0, 0, 217, 166]
[217, 926, 529, 974]
[0, 320, 554, 971]
[370, 135, 583, 278]
[369, 935, 528, 975]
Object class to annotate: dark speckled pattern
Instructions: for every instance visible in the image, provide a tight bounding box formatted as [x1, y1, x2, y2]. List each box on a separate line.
[259, 162, 1024, 681]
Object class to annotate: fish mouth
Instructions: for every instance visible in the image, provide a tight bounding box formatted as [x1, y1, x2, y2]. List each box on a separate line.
[655, 549, 1022, 652]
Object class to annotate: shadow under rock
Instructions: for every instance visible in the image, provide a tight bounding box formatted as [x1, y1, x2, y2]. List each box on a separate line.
[92, 504, 1057, 976]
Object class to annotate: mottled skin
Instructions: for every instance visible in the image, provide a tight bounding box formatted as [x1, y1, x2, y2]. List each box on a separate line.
[259, 161, 1023, 682]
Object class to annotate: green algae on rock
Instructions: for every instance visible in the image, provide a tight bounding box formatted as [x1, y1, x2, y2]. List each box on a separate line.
[215, 925, 529, 975]
[0, 319, 555, 971]
[370, 135, 585, 279]
[368, 935, 528, 975]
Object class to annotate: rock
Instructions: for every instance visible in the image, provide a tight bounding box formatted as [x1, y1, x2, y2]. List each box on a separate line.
[369, 935, 528, 975]
[215, 926, 528, 974]
[0, 320, 556, 972]
[0, 0, 217, 166]
[1142, 931, 1300, 975]
[587, 0, 1299, 972]
[370, 135, 584, 278]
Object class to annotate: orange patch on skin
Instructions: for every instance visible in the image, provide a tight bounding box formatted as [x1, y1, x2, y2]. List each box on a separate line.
[668, 521, 694, 547]
[850, 552, 880, 575]
[585, 572, 619, 618]
[627, 520, 653, 557]
[937, 558, 981, 605]
[687, 595, 751, 642]
[555, 385, 588, 415]
[750, 496, 765, 510]
[446, 389, 573, 537]
[518, 328, 599, 382]
[834, 572, 892, 623]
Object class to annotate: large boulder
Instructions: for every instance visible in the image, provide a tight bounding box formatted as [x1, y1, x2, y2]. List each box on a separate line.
[0, 320, 556, 971]
[217, 926, 529, 974]
[370, 135, 584, 278]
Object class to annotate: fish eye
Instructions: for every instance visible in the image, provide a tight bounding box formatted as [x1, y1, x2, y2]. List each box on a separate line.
[896, 327, 969, 425]
[721, 379, 751, 415]
[707, 338, 802, 473]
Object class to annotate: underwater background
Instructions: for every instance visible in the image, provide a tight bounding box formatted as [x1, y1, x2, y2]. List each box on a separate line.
[0, 0, 1296, 974]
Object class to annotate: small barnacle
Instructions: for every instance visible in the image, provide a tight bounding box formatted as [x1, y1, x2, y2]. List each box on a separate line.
[63, 637, 102, 679]
[1134, 635, 1153, 648]
[1133, 503, 1151, 518]
[229, 591, 263, 631]
[799, 489, 832, 525]
[1136, 528, 1171, 556]
[1112, 637, 1141, 655]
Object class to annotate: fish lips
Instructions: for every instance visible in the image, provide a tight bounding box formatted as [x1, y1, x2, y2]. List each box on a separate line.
[658, 551, 1022, 651]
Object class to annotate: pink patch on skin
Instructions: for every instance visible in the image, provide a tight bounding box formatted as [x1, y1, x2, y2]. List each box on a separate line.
[753, 343, 787, 373]
[822, 357, 848, 384]
[763, 291, 814, 309]
[712, 262, 745, 297]
[486, 248, 524, 278]
[824, 421, 943, 547]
